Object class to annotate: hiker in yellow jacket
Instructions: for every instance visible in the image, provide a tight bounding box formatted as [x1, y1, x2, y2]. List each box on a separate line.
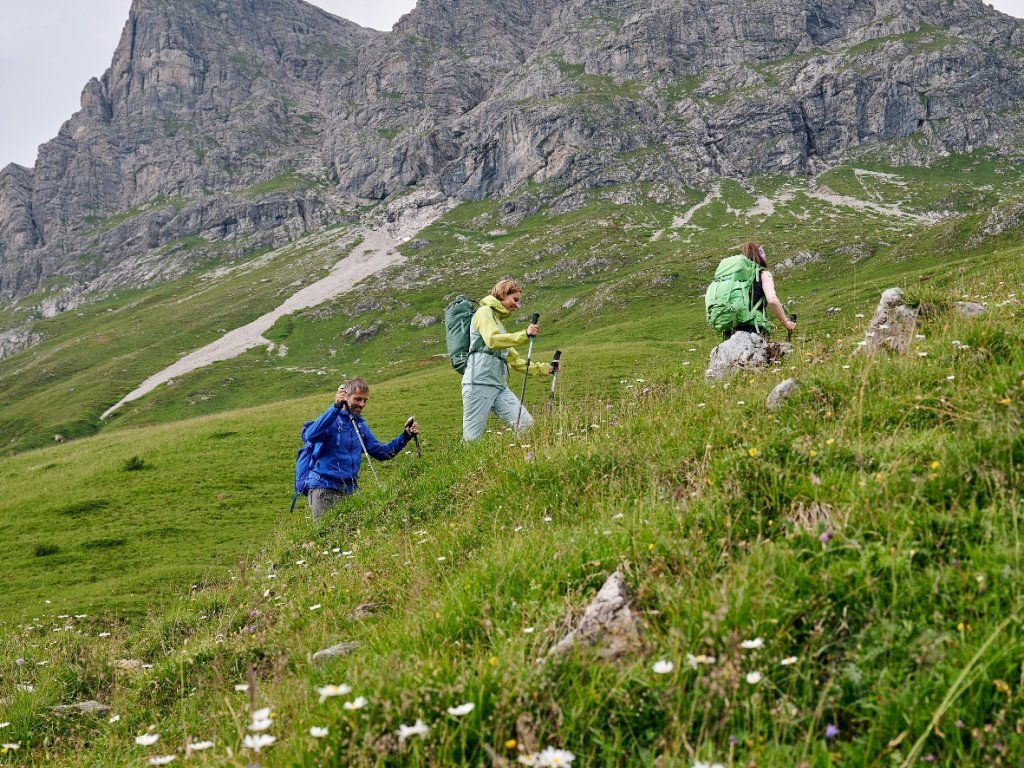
[462, 279, 556, 441]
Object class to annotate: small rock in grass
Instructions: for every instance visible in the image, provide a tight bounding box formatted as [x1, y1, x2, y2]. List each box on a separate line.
[50, 700, 110, 715]
[549, 571, 643, 659]
[312, 642, 360, 664]
[952, 301, 985, 318]
[767, 378, 800, 411]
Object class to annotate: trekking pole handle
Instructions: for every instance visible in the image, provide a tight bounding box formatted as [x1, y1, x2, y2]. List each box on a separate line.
[405, 416, 423, 458]
[528, 312, 540, 336]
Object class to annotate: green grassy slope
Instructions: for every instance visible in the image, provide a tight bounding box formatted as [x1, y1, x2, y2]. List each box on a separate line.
[0, 154, 1022, 766]
[0, 226, 358, 451]
[6, 153, 1024, 453]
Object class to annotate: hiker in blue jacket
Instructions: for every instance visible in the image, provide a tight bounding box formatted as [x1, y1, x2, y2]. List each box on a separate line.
[303, 377, 419, 521]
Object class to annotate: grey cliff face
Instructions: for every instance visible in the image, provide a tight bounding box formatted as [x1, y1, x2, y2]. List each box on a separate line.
[2, 0, 1024, 314]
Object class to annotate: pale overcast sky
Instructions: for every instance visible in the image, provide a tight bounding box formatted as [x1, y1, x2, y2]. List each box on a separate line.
[1, 0, 1022, 169]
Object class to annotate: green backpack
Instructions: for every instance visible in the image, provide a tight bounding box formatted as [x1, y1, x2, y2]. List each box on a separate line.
[704, 254, 769, 334]
[444, 296, 500, 374]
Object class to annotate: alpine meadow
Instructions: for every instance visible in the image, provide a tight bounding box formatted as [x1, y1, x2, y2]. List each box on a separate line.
[1, 0, 1024, 767]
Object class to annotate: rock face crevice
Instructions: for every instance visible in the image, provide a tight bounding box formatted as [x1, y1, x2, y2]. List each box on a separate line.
[3, 0, 1024, 309]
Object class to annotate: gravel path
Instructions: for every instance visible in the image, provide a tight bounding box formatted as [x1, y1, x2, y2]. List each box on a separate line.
[102, 201, 449, 419]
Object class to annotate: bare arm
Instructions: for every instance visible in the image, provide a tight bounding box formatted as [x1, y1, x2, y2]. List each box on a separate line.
[761, 272, 795, 331]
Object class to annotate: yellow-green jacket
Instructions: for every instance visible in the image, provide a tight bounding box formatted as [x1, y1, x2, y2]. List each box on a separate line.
[462, 295, 548, 388]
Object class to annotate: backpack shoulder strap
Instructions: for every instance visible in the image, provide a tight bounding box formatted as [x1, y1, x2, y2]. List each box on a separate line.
[469, 306, 501, 357]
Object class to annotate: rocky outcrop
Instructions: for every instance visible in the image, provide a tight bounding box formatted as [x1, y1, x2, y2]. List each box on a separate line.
[774, 251, 823, 274]
[706, 332, 793, 379]
[4, 0, 1024, 313]
[550, 571, 643, 660]
[860, 287, 918, 354]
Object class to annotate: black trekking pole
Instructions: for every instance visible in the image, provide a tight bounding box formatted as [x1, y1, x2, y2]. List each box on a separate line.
[405, 416, 422, 458]
[545, 350, 562, 415]
[346, 408, 383, 489]
[787, 313, 797, 343]
[514, 312, 540, 432]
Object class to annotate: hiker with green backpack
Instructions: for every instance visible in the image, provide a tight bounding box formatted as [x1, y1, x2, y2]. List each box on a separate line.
[447, 279, 557, 441]
[705, 242, 796, 339]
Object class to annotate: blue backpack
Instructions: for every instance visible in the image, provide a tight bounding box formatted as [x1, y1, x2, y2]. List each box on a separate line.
[290, 420, 320, 512]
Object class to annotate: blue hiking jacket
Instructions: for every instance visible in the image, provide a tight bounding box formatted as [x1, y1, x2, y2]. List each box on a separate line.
[302, 405, 410, 492]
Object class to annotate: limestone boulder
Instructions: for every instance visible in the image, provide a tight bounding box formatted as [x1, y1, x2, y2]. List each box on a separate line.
[549, 571, 643, 660]
[705, 332, 793, 380]
[860, 288, 918, 355]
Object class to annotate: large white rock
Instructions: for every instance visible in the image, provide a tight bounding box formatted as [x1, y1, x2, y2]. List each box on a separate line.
[705, 331, 793, 379]
[861, 288, 918, 355]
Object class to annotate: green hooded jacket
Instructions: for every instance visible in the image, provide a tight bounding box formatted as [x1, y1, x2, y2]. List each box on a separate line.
[462, 295, 548, 388]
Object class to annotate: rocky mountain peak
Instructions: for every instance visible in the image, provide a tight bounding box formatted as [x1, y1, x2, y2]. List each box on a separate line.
[3, 0, 1024, 331]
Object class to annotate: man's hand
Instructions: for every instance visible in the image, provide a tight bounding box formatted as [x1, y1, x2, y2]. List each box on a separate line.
[334, 385, 348, 409]
[548, 360, 562, 375]
[404, 417, 420, 436]
[526, 322, 540, 337]
[784, 319, 797, 332]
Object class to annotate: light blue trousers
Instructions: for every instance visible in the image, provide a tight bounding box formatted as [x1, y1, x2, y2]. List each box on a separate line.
[462, 385, 533, 441]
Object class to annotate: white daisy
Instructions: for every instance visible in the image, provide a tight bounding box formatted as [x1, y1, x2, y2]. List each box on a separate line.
[135, 733, 160, 746]
[535, 746, 576, 766]
[108, 715, 120, 723]
[243, 733, 275, 752]
[686, 653, 716, 668]
[396, 718, 429, 743]
[251, 707, 272, 722]
[316, 684, 352, 703]
[740, 637, 764, 650]
[189, 740, 214, 751]
[343, 697, 368, 711]
[233, 684, 249, 692]
[745, 671, 763, 684]
[309, 726, 329, 738]
[652, 660, 674, 674]
[780, 656, 799, 666]
[249, 718, 272, 732]
[447, 703, 475, 716]
[148, 756, 176, 766]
